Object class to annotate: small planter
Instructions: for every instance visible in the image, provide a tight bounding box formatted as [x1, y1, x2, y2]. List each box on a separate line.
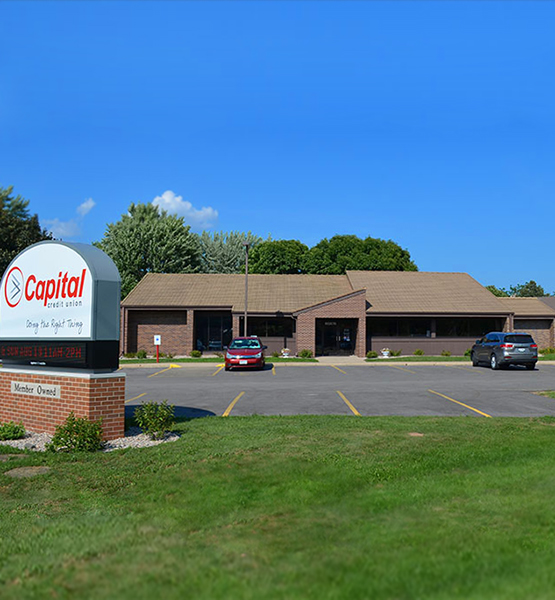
[381, 348, 391, 358]
[281, 348, 291, 358]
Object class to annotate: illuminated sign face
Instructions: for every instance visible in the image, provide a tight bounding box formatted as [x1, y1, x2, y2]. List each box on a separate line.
[0, 243, 93, 339]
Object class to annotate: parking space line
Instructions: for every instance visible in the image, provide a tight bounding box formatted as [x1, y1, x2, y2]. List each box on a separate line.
[148, 364, 182, 378]
[428, 389, 491, 418]
[272, 365, 276, 376]
[212, 365, 225, 376]
[125, 392, 147, 404]
[388, 364, 417, 375]
[223, 391, 245, 417]
[336, 391, 361, 416]
[330, 365, 347, 375]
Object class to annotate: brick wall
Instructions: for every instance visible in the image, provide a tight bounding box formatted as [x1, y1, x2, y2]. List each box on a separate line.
[126, 310, 191, 356]
[0, 369, 125, 440]
[514, 319, 555, 349]
[295, 291, 367, 357]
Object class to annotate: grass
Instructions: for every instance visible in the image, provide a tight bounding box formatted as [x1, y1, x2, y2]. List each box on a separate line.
[3, 415, 555, 599]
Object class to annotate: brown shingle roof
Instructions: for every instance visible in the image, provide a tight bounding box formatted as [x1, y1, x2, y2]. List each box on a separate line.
[346, 271, 508, 314]
[497, 297, 555, 317]
[122, 273, 353, 313]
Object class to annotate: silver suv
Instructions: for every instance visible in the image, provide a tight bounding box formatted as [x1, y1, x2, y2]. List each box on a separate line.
[471, 332, 537, 370]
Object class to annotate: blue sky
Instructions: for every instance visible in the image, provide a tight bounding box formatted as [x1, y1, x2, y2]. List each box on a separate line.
[1, 1, 554, 292]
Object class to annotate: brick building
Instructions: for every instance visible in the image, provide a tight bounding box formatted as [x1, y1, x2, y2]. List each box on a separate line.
[120, 271, 555, 357]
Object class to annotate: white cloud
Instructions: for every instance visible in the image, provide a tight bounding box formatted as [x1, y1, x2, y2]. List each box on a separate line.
[152, 190, 218, 229]
[43, 218, 82, 239]
[45, 197, 96, 239]
[77, 198, 95, 217]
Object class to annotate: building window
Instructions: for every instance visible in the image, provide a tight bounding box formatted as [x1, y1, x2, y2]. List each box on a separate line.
[367, 318, 431, 337]
[435, 318, 501, 337]
[239, 317, 294, 337]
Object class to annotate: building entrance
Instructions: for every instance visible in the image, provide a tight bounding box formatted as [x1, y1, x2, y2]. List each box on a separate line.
[315, 318, 358, 356]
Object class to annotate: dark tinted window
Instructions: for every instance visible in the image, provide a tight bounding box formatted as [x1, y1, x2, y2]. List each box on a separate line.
[505, 334, 534, 344]
[229, 338, 262, 349]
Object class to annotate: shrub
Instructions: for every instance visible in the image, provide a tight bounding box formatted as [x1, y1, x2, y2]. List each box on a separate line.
[214, 352, 223, 358]
[47, 412, 103, 452]
[158, 352, 166, 358]
[0, 421, 25, 441]
[464, 348, 472, 357]
[391, 350, 402, 357]
[414, 349, 425, 356]
[135, 400, 175, 440]
[123, 352, 137, 359]
[366, 351, 378, 359]
[540, 347, 555, 355]
[167, 352, 174, 359]
[298, 349, 314, 359]
[441, 350, 452, 357]
[190, 350, 202, 358]
[136, 349, 147, 359]
[271, 351, 280, 358]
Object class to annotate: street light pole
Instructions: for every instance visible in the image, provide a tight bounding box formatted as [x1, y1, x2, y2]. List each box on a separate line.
[243, 241, 249, 336]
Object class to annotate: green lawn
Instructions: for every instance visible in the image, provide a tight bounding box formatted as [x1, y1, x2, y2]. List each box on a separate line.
[3, 415, 555, 599]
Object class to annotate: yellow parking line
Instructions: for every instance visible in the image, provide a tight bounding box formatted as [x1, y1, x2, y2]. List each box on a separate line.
[336, 390, 361, 416]
[125, 392, 146, 404]
[212, 365, 225, 376]
[330, 365, 347, 375]
[428, 389, 491, 418]
[272, 365, 276, 376]
[388, 364, 417, 375]
[148, 364, 182, 378]
[223, 391, 245, 417]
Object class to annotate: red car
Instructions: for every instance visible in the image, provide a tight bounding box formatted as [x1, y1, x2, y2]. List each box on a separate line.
[225, 337, 267, 371]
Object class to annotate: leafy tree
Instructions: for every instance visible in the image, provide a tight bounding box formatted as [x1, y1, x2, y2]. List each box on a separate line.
[509, 280, 547, 297]
[199, 231, 262, 273]
[95, 203, 201, 298]
[302, 235, 417, 274]
[249, 239, 309, 274]
[486, 285, 509, 297]
[0, 186, 52, 277]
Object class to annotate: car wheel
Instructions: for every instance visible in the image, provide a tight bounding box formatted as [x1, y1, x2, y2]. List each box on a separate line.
[526, 363, 536, 370]
[471, 352, 479, 367]
[490, 354, 499, 370]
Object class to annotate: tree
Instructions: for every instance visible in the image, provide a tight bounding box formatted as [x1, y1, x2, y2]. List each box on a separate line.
[0, 186, 52, 277]
[199, 231, 262, 273]
[95, 203, 201, 298]
[509, 280, 547, 297]
[249, 239, 309, 274]
[302, 235, 417, 274]
[486, 285, 509, 297]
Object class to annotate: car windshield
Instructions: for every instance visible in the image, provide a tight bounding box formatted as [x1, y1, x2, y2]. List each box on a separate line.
[229, 339, 262, 349]
[505, 335, 534, 344]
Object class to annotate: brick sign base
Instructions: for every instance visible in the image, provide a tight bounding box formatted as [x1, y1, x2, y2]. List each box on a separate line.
[0, 368, 125, 441]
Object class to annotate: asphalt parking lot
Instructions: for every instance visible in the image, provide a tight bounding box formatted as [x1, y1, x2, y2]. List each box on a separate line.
[123, 362, 555, 419]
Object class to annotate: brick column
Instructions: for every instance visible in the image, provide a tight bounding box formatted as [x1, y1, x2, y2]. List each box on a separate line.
[0, 368, 125, 441]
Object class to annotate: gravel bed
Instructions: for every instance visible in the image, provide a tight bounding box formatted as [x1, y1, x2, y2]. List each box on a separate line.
[0, 427, 180, 453]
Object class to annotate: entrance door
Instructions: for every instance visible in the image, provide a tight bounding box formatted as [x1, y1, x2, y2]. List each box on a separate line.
[316, 319, 358, 356]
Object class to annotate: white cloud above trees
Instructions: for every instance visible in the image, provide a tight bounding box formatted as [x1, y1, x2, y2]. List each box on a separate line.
[152, 190, 218, 229]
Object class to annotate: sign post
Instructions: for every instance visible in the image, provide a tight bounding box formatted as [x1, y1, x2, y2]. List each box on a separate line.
[0, 241, 125, 440]
[154, 335, 161, 363]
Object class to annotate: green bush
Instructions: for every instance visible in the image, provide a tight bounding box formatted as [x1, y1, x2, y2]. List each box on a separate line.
[464, 348, 472, 357]
[0, 421, 25, 441]
[190, 350, 202, 358]
[47, 412, 104, 452]
[271, 351, 280, 358]
[441, 350, 452, 357]
[298, 349, 314, 359]
[167, 352, 174, 359]
[539, 347, 555, 355]
[135, 400, 175, 440]
[123, 352, 137, 359]
[366, 351, 379, 359]
[391, 349, 402, 357]
[414, 349, 425, 356]
[136, 349, 147, 359]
